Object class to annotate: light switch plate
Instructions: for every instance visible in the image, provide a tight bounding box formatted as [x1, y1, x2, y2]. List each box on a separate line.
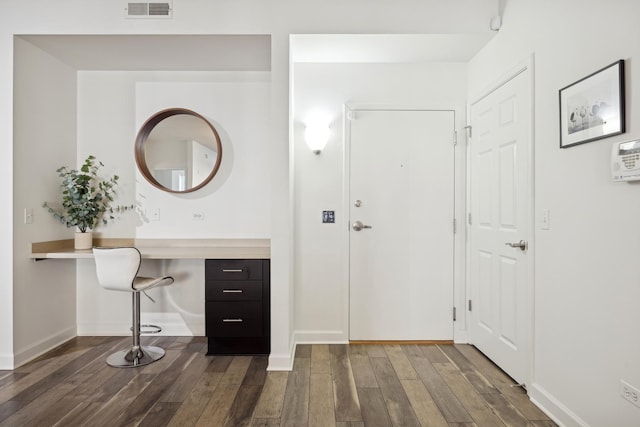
[322, 210, 335, 223]
[24, 208, 33, 224]
[542, 209, 550, 230]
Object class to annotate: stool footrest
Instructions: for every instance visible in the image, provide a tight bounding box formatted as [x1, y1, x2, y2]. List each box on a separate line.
[130, 324, 162, 334]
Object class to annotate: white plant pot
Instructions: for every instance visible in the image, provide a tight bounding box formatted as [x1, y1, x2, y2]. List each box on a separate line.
[74, 231, 93, 250]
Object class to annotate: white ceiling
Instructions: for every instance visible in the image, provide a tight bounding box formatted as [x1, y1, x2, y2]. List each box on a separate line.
[290, 34, 496, 63]
[18, 33, 495, 71]
[18, 34, 272, 71]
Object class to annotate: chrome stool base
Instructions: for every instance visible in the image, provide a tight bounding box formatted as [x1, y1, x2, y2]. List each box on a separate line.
[106, 345, 165, 368]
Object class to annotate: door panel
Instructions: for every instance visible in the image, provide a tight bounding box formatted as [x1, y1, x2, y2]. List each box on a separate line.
[499, 255, 517, 347]
[469, 68, 531, 385]
[477, 250, 493, 332]
[349, 109, 455, 341]
[499, 142, 517, 227]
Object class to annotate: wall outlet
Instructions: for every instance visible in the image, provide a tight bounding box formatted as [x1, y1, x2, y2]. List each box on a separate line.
[150, 208, 160, 221]
[620, 380, 640, 408]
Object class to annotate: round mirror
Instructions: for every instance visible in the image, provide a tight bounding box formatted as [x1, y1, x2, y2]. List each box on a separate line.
[134, 108, 223, 193]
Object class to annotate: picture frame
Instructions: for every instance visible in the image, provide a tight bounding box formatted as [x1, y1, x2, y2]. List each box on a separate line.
[559, 59, 625, 148]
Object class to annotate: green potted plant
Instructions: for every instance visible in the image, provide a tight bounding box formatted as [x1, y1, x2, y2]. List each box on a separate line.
[43, 155, 133, 249]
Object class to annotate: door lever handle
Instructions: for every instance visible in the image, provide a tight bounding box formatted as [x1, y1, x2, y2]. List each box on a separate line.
[352, 221, 372, 231]
[505, 240, 528, 251]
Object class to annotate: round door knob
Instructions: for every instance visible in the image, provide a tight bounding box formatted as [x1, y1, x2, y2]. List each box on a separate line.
[352, 221, 372, 231]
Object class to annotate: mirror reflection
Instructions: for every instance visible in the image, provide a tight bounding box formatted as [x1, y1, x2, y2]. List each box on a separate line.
[135, 109, 222, 193]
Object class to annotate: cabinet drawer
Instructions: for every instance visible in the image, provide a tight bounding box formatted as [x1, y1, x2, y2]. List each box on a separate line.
[205, 259, 263, 281]
[206, 301, 263, 337]
[206, 280, 262, 301]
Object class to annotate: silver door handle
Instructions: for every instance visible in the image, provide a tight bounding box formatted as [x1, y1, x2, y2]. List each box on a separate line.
[352, 221, 372, 231]
[505, 240, 528, 251]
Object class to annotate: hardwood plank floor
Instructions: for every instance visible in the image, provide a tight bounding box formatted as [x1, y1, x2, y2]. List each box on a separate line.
[0, 337, 556, 426]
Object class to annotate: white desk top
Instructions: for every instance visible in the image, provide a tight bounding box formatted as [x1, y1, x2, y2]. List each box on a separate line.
[30, 238, 270, 260]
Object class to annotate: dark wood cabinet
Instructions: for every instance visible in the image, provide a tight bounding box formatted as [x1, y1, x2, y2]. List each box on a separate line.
[205, 259, 270, 355]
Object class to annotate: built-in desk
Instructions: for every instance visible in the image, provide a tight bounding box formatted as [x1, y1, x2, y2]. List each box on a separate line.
[30, 238, 271, 355]
[30, 238, 270, 260]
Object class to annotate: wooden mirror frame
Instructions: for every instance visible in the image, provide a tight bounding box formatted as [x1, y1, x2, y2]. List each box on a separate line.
[134, 108, 223, 193]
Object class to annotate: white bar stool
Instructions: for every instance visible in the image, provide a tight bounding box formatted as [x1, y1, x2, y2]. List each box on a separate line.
[92, 247, 174, 367]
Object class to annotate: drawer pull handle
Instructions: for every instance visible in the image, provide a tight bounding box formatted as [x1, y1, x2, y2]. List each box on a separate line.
[222, 269, 244, 273]
[222, 289, 243, 293]
[222, 318, 244, 323]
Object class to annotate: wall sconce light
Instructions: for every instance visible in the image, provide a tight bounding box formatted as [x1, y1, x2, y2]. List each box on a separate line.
[304, 120, 330, 155]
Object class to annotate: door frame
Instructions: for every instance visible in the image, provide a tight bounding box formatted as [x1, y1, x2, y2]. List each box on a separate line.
[465, 54, 535, 386]
[343, 104, 465, 342]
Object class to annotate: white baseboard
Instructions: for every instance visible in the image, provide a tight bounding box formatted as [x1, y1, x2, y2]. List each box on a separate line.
[453, 330, 468, 343]
[268, 349, 295, 371]
[77, 322, 202, 336]
[529, 382, 589, 427]
[293, 330, 348, 344]
[266, 330, 348, 372]
[13, 326, 77, 368]
[0, 352, 14, 370]
[77, 313, 203, 336]
[268, 336, 296, 371]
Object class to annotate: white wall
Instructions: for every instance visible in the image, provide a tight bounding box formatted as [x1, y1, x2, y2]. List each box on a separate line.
[134, 79, 271, 238]
[292, 62, 469, 343]
[0, 30, 13, 367]
[469, 1, 640, 425]
[12, 38, 77, 366]
[1, 0, 499, 369]
[76, 72, 272, 239]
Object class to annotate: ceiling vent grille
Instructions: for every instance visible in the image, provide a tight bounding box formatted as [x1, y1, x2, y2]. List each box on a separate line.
[126, 2, 172, 18]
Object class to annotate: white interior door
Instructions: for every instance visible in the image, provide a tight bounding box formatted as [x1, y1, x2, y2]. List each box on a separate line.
[468, 67, 532, 385]
[349, 109, 454, 341]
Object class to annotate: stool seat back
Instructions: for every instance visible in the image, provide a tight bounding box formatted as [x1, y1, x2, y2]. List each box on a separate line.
[93, 247, 141, 292]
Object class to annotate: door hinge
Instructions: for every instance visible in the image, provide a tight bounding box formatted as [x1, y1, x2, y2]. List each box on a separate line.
[453, 218, 457, 234]
[468, 300, 473, 311]
[468, 212, 472, 225]
[464, 125, 472, 138]
[347, 111, 355, 121]
[453, 307, 457, 322]
[453, 130, 458, 146]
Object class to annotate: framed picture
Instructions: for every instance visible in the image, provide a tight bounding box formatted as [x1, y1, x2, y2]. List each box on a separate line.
[559, 59, 625, 148]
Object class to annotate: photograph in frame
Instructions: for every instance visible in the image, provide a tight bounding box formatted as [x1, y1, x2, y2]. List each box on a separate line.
[559, 60, 625, 148]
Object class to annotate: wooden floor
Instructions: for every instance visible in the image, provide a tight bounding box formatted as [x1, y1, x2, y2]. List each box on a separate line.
[0, 336, 557, 426]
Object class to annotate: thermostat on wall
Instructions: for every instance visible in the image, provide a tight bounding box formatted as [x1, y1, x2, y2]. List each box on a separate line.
[612, 139, 640, 182]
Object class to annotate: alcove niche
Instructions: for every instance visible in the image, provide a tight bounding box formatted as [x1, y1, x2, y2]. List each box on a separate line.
[11, 34, 271, 365]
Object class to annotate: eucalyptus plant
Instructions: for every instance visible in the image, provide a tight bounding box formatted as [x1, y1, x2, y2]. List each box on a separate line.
[43, 155, 133, 233]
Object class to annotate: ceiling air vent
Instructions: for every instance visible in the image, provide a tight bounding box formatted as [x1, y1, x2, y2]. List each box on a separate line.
[126, 2, 172, 18]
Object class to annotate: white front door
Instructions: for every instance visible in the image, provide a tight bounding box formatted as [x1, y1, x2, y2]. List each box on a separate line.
[468, 66, 532, 385]
[348, 109, 455, 341]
